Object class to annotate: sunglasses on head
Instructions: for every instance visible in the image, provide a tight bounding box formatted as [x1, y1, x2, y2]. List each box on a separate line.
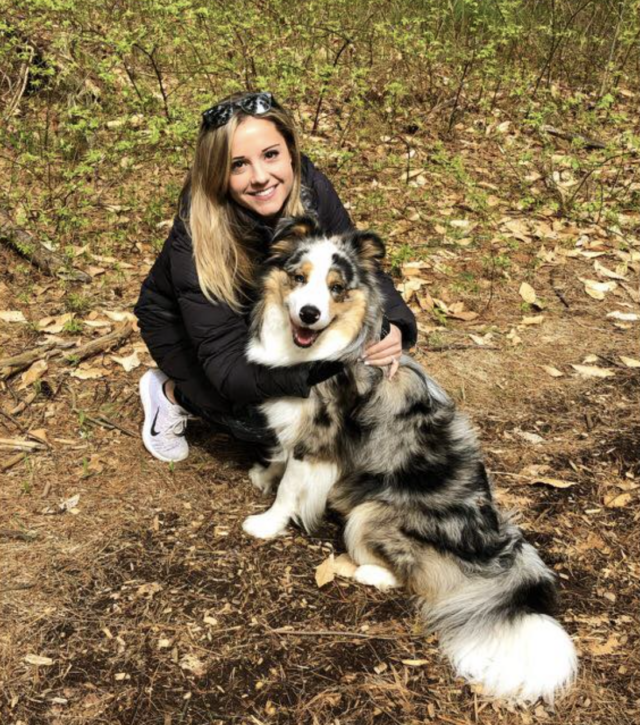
[201, 92, 281, 130]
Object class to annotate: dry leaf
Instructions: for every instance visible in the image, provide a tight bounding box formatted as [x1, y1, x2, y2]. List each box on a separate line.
[0, 310, 27, 323]
[541, 365, 564, 378]
[604, 492, 632, 508]
[315, 555, 337, 588]
[581, 279, 617, 300]
[521, 315, 544, 325]
[519, 282, 537, 304]
[401, 659, 431, 667]
[531, 477, 575, 489]
[398, 278, 427, 303]
[620, 356, 640, 368]
[594, 260, 626, 280]
[469, 333, 493, 346]
[111, 350, 141, 372]
[103, 310, 137, 323]
[606, 311, 639, 322]
[24, 654, 54, 666]
[571, 364, 615, 378]
[19, 360, 48, 390]
[589, 634, 620, 657]
[179, 654, 207, 676]
[503, 219, 531, 242]
[70, 367, 106, 380]
[29, 429, 49, 444]
[38, 312, 75, 334]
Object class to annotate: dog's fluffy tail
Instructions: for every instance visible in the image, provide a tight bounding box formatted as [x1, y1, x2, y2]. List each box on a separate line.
[419, 541, 577, 704]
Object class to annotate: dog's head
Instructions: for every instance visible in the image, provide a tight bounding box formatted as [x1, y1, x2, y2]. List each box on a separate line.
[248, 216, 385, 366]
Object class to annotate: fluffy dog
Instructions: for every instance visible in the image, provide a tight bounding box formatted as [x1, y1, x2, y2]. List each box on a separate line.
[243, 217, 577, 703]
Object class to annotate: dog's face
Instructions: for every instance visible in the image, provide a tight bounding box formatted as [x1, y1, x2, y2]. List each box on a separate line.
[248, 217, 385, 365]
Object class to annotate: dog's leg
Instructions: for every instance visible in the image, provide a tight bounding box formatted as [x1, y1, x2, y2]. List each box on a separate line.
[248, 448, 287, 495]
[344, 503, 400, 591]
[243, 458, 337, 539]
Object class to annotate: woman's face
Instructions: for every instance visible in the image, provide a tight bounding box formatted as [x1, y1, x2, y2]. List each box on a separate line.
[227, 117, 294, 218]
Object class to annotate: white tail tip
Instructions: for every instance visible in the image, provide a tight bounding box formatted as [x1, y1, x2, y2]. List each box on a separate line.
[444, 614, 578, 704]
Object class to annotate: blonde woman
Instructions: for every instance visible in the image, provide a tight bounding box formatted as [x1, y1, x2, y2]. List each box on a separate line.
[135, 92, 417, 463]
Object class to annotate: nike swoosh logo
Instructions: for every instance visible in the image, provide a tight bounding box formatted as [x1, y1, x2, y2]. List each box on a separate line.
[150, 409, 160, 436]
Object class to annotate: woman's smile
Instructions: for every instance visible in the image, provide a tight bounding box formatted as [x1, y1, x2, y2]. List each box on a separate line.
[228, 117, 294, 217]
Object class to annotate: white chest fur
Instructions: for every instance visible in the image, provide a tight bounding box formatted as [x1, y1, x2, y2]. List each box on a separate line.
[261, 397, 315, 449]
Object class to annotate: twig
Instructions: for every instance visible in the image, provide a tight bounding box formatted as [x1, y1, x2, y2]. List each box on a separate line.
[4, 45, 34, 119]
[0, 583, 36, 593]
[0, 528, 38, 541]
[0, 438, 46, 451]
[0, 452, 27, 471]
[419, 344, 499, 352]
[540, 124, 606, 150]
[269, 627, 402, 640]
[0, 341, 60, 380]
[0, 212, 91, 283]
[82, 413, 137, 438]
[63, 322, 133, 364]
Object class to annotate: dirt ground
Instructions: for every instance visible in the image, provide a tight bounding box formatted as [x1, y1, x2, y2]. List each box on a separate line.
[1, 130, 639, 725]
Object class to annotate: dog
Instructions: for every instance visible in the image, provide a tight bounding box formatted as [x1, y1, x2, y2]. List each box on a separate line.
[242, 217, 578, 704]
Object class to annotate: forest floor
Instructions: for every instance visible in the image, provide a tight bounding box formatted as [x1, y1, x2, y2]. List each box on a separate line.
[1, 103, 639, 725]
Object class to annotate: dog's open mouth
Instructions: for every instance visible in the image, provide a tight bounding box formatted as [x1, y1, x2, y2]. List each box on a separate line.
[291, 323, 322, 348]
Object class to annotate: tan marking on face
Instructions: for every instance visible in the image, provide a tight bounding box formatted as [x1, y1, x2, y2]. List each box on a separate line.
[327, 269, 347, 299]
[299, 261, 314, 281]
[327, 288, 367, 343]
[263, 269, 289, 306]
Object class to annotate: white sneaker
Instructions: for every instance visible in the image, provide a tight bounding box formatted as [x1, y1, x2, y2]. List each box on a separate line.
[139, 369, 189, 463]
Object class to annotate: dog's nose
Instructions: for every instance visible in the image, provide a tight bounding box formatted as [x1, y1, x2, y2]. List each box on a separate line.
[299, 305, 321, 325]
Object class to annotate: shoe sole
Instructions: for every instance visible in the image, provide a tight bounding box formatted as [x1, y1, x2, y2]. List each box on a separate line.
[139, 371, 189, 463]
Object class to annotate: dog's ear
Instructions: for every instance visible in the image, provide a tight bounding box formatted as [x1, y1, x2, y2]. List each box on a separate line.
[347, 230, 385, 265]
[268, 216, 320, 266]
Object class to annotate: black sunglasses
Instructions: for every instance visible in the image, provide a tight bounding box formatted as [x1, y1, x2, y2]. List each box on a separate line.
[201, 92, 281, 129]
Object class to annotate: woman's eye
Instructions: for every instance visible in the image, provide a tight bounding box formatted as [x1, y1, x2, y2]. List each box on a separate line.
[265, 150, 279, 160]
[331, 284, 345, 295]
[231, 159, 246, 171]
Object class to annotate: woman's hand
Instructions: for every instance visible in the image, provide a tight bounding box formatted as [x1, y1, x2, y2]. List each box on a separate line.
[363, 324, 402, 380]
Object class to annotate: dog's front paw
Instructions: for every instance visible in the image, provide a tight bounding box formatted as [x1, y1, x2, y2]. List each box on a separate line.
[248, 463, 274, 495]
[242, 512, 289, 539]
[354, 564, 399, 591]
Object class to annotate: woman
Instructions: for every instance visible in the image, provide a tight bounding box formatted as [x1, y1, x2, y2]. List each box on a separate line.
[135, 92, 417, 463]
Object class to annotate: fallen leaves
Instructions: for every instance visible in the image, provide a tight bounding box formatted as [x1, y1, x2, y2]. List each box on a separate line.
[571, 364, 615, 378]
[315, 554, 358, 588]
[24, 654, 54, 667]
[519, 282, 537, 304]
[0, 310, 27, 323]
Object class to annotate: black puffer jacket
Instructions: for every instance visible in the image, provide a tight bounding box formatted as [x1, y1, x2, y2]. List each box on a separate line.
[135, 156, 417, 415]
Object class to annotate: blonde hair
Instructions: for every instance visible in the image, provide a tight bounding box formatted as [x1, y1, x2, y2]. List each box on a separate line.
[180, 96, 306, 312]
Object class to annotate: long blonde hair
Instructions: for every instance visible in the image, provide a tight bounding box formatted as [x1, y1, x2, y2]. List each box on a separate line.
[180, 94, 306, 312]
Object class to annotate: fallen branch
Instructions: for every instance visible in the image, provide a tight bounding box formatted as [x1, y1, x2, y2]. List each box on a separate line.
[269, 627, 403, 641]
[82, 413, 137, 438]
[0, 341, 60, 380]
[62, 322, 133, 364]
[0, 452, 27, 471]
[0, 438, 46, 451]
[540, 124, 606, 150]
[0, 528, 38, 541]
[0, 212, 92, 283]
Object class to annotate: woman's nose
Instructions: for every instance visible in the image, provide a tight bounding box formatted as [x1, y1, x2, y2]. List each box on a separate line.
[250, 161, 269, 185]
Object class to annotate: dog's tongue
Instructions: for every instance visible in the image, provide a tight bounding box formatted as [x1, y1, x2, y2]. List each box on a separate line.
[293, 325, 319, 348]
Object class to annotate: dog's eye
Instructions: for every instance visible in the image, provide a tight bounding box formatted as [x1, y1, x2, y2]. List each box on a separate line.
[331, 284, 345, 295]
[293, 274, 306, 285]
